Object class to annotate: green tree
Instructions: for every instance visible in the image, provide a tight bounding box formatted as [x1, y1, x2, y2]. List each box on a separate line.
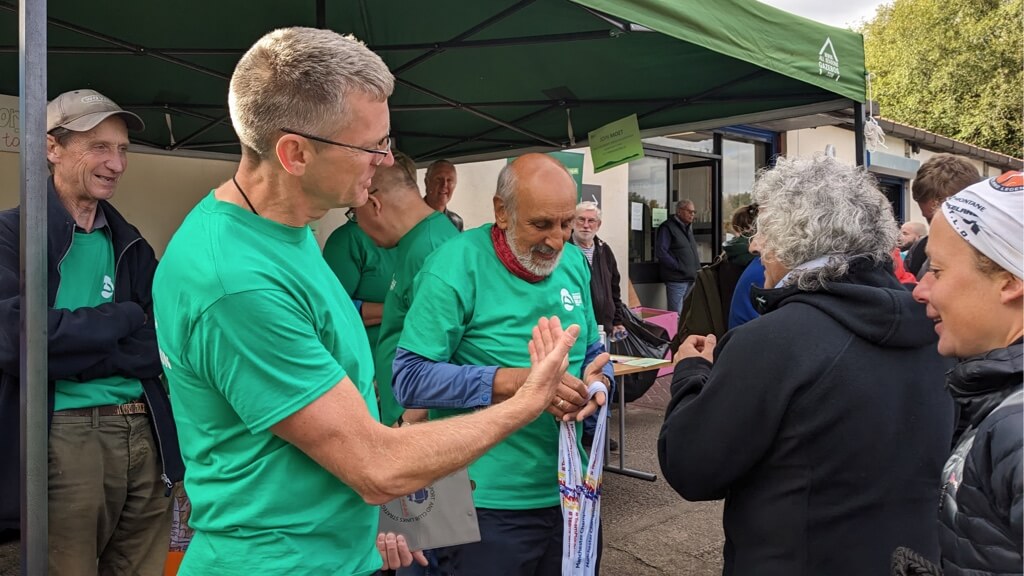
[862, 0, 1023, 157]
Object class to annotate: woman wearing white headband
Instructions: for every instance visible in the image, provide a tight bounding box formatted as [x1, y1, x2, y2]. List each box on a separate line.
[912, 171, 1023, 575]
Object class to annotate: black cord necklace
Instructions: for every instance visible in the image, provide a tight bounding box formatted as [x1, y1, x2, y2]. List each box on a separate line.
[232, 175, 259, 215]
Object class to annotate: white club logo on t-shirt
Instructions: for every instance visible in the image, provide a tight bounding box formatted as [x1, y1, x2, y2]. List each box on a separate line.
[560, 288, 583, 312]
[100, 275, 114, 299]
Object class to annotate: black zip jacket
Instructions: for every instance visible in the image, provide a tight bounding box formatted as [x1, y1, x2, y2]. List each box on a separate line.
[0, 178, 184, 531]
[569, 235, 624, 331]
[659, 259, 955, 576]
[938, 341, 1022, 576]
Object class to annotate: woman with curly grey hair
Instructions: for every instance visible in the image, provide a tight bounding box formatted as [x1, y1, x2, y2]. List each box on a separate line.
[658, 155, 955, 576]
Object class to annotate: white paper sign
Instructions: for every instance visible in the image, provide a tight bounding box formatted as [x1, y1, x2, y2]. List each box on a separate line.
[630, 202, 644, 231]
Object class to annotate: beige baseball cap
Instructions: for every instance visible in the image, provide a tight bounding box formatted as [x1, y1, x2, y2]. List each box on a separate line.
[46, 89, 144, 133]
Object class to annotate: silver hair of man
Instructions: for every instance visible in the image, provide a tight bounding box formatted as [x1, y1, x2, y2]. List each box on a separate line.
[425, 159, 455, 180]
[575, 201, 602, 220]
[752, 155, 898, 291]
[494, 159, 573, 225]
[229, 27, 394, 159]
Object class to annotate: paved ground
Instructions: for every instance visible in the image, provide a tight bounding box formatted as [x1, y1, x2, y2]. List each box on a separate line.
[0, 376, 725, 575]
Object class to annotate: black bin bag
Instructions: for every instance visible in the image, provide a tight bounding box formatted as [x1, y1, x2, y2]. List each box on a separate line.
[608, 303, 670, 403]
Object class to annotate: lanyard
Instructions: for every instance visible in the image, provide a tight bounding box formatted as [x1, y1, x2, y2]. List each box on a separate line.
[559, 381, 608, 576]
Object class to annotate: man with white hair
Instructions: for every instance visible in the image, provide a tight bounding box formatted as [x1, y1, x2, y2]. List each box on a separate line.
[424, 159, 464, 232]
[394, 153, 613, 575]
[656, 199, 701, 314]
[152, 28, 581, 576]
[570, 200, 625, 450]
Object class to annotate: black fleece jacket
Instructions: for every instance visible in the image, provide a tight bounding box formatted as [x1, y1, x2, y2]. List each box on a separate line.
[0, 178, 184, 531]
[659, 259, 955, 576]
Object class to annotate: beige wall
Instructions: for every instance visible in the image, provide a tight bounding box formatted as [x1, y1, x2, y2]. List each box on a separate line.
[784, 125, 994, 225]
[0, 150, 237, 258]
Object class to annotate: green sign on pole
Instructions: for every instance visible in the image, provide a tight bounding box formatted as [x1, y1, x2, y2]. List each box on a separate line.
[589, 114, 643, 173]
[507, 151, 585, 200]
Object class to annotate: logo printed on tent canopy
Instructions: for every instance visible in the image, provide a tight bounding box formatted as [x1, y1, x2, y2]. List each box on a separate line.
[819, 37, 840, 81]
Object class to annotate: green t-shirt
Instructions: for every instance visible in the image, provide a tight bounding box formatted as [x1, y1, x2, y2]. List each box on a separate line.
[398, 224, 599, 509]
[153, 192, 381, 576]
[322, 221, 395, 351]
[54, 228, 142, 410]
[375, 211, 458, 426]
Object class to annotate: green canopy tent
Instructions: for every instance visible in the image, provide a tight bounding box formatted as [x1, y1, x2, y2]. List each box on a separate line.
[1, 0, 865, 161]
[4, 1, 866, 572]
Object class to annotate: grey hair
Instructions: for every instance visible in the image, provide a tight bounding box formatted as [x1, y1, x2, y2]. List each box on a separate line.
[228, 27, 394, 159]
[495, 162, 519, 223]
[751, 155, 898, 291]
[575, 201, 601, 219]
[495, 158, 573, 224]
[425, 159, 455, 180]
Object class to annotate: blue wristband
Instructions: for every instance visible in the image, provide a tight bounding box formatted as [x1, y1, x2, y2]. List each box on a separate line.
[351, 299, 363, 313]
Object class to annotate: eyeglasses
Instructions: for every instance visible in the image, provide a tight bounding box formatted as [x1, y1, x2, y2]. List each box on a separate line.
[575, 217, 600, 225]
[281, 128, 392, 166]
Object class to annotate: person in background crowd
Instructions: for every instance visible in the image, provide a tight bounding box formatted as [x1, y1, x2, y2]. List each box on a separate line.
[0, 88, 183, 575]
[152, 27, 583, 576]
[570, 200, 623, 451]
[899, 221, 927, 260]
[911, 172, 1022, 575]
[423, 159, 464, 232]
[904, 154, 982, 279]
[660, 155, 954, 576]
[656, 199, 700, 316]
[322, 217, 395, 358]
[350, 151, 458, 427]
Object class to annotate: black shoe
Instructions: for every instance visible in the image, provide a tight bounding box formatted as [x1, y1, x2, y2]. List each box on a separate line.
[582, 432, 619, 453]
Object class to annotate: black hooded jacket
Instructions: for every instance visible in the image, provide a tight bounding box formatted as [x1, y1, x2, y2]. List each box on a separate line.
[938, 341, 1022, 576]
[0, 178, 184, 531]
[658, 259, 955, 576]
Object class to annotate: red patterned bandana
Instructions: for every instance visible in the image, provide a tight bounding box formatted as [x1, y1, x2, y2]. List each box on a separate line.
[490, 225, 545, 283]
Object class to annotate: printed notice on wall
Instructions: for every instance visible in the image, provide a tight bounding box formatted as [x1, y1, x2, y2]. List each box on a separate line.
[651, 208, 667, 228]
[630, 202, 644, 231]
[0, 94, 20, 153]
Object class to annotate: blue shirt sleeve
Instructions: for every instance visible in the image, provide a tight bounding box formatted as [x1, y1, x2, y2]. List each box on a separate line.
[392, 347, 496, 409]
[728, 257, 765, 330]
[393, 340, 614, 409]
[585, 339, 616, 385]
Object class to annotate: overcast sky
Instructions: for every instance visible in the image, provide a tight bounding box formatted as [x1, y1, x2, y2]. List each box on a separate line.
[758, 0, 889, 29]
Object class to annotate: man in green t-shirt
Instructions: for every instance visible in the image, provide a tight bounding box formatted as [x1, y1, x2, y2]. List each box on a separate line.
[322, 220, 395, 354]
[393, 153, 614, 575]
[0, 89, 184, 574]
[350, 152, 458, 427]
[152, 28, 584, 576]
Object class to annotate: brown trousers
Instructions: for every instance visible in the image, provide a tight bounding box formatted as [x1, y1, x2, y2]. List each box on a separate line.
[48, 412, 172, 576]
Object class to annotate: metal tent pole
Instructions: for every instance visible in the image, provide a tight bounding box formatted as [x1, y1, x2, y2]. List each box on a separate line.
[854, 101, 865, 167]
[19, 0, 48, 574]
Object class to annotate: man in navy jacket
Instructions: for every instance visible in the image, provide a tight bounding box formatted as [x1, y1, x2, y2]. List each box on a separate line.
[0, 89, 182, 574]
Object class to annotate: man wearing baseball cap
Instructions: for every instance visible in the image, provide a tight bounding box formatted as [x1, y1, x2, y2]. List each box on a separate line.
[0, 89, 183, 574]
